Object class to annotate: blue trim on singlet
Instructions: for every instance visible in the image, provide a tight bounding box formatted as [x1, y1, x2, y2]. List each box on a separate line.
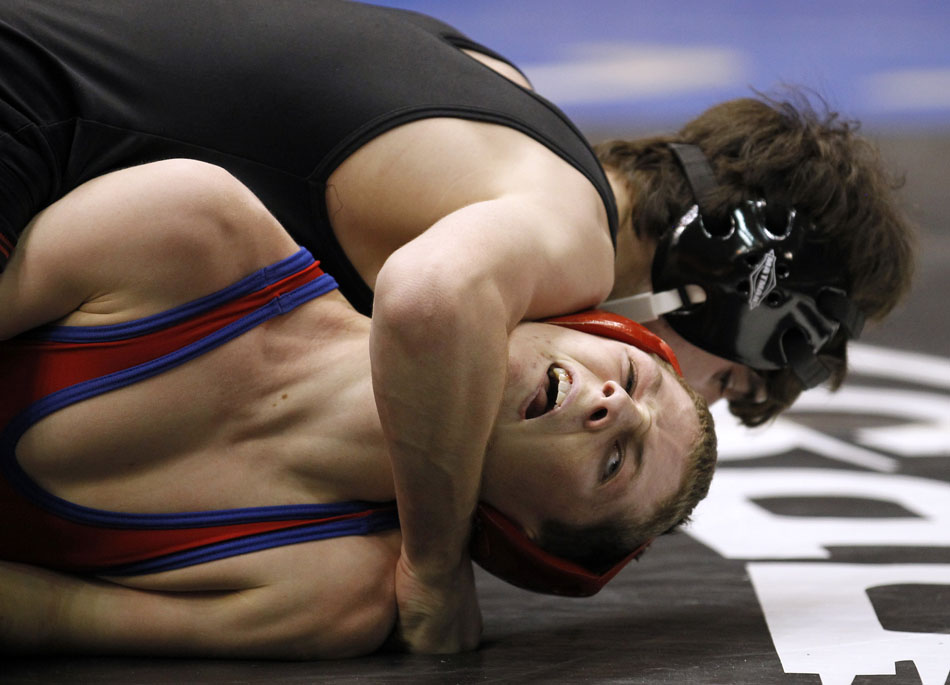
[4, 273, 338, 490]
[26, 248, 319, 343]
[0, 246, 403, 577]
[104, 509, 400, 576]
[1, 249, 339, 507]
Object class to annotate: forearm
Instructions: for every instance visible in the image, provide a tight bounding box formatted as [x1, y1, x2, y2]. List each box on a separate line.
[0, 562, 163, 656]
[371, 263, 510, 574]
[0, 562, 60, 653]
[368, 193, 613, 652]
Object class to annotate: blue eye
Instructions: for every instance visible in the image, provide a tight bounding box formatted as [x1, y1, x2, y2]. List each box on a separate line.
[603, 443, 623, 482]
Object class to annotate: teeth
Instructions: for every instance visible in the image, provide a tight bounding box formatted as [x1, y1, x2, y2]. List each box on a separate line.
[552, 366, 571, 408]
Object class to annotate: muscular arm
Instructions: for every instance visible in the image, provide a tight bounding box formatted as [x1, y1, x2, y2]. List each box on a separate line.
[371, 189, 614, 652]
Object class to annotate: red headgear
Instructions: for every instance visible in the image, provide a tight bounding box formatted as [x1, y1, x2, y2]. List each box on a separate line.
[470, 310, 682, 596]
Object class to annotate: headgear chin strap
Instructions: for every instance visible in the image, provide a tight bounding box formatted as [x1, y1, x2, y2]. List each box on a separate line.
[469, 310, 680, 596]
[603, 143, 865, 389]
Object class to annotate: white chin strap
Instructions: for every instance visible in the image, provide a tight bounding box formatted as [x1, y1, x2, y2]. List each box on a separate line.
[601, 285, 706, 323]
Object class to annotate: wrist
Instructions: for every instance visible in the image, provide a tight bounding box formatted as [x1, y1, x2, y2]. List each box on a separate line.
[398, 543, 471, 586]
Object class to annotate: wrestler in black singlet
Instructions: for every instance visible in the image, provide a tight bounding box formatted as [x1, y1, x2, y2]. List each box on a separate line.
[0, 0, 616, 314]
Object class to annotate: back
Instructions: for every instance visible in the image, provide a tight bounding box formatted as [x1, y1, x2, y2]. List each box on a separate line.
[0, 161, 403, 659]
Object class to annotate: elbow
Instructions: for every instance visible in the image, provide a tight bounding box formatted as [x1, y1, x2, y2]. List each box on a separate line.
[374, 256, 447, 326]
[373, 254, 497, 348]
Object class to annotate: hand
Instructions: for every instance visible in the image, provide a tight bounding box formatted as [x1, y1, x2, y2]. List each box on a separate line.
[389, 551, 482, 654]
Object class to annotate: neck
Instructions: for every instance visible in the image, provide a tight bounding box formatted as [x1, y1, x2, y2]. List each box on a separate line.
[605, 167, 656, 299]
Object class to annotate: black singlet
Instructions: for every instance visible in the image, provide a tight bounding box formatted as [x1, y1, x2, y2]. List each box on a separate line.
[0, 0, 617, 314]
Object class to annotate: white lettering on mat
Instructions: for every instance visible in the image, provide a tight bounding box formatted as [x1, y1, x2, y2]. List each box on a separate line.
[687, 344, 950, 684]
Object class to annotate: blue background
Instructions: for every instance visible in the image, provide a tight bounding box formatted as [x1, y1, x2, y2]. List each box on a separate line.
[371, 1, 950, 134]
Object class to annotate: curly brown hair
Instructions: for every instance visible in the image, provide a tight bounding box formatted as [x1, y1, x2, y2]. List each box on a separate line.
[595, 91, 916, 425]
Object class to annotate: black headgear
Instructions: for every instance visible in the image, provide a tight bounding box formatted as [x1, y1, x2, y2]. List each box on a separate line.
[605, 143, 865, 388]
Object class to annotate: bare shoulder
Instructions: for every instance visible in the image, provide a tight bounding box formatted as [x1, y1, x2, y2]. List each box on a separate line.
[325, 48, 613, 314]
[0, 160, 299, 334]
[69, 160, 299, 321]
[329, 117, 612, 296]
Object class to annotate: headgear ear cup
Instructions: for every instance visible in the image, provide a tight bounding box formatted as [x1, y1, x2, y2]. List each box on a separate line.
[645, 143, 865, 388]
[469, 310, 681, 596]
[470, 503, 650, 597]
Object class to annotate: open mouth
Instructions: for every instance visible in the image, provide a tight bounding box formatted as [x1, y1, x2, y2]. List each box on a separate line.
[525, 365, 572, 419]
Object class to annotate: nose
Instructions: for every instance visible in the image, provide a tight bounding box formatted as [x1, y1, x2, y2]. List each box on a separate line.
[584, 380, 646, 431]
[723, 369, 768, 404]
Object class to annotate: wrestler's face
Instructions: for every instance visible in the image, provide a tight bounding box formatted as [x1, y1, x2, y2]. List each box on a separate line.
[641, 318, 766, 407]
[482, 323, 701, 537]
